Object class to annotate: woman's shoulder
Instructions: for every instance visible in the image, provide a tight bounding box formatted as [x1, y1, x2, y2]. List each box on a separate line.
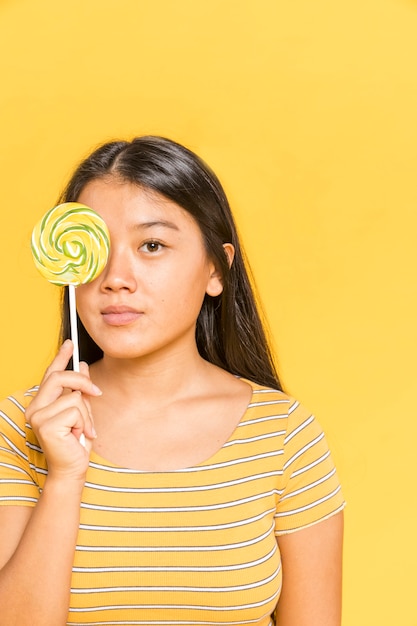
[243, 379, 323, 433]
[243, 378, 296, 409]
[0, 387, 39, 427]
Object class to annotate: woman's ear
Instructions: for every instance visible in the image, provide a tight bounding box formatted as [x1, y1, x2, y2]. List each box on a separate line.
[205, 243, 235, 297]
[223, 243, 235, 269]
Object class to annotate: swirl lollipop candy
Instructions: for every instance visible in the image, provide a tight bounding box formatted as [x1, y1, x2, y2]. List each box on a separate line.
[31, 202, 110, 287]
[31, 202, 110, 444]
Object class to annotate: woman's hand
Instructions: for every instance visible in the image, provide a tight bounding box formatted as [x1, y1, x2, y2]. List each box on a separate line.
[25, 339, 102, 482]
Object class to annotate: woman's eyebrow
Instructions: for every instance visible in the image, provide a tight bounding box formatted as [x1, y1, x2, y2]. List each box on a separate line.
[133, 220, 180, 231]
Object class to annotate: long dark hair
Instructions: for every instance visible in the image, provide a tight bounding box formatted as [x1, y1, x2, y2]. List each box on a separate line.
[60, 136, 282, 390]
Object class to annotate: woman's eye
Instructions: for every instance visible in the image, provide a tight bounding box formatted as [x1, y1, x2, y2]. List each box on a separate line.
[142, 241, 163, 253]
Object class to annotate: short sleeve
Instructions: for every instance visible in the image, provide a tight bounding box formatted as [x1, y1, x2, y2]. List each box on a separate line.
[275, 397, 345, 535]
[0, 389, 41, 506]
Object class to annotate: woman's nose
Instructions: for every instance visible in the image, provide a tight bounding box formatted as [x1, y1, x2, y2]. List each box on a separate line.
[99, 249, 137, 292]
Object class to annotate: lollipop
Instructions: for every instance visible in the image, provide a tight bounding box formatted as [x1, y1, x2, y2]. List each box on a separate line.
[31, 202, 110, 288]
[31, 202, 110, 443]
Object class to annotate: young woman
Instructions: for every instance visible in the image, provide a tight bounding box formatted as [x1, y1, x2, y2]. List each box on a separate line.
[0, 136, 344, 626]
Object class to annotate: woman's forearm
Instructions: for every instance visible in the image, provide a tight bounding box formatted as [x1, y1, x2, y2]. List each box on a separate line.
[0, 477, 84, 626]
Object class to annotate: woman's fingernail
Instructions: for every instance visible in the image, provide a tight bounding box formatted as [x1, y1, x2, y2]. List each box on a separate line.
[91, 384, 103, 396]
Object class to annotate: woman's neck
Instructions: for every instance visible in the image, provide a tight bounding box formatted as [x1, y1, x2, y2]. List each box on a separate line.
[89, 345, 214, 405]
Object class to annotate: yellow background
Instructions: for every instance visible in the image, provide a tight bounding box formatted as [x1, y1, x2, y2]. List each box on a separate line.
[1, 1, 416, 624]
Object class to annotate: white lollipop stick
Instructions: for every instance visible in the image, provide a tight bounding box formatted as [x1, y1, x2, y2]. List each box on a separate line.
[69, 284, 80, 373]
[69, 284, 85, 446]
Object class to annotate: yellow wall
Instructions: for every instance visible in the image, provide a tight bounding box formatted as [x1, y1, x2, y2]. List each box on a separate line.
[1, 1, 416, 624]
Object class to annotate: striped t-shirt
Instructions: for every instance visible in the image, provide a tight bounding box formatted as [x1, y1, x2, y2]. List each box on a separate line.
[0, 380, 345, 625]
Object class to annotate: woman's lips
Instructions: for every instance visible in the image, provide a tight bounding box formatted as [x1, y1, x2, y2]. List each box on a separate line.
[101, 307, 142, 326]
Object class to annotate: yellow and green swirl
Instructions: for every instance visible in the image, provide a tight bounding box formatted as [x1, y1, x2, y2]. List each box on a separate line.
[31, 202, 110, 286]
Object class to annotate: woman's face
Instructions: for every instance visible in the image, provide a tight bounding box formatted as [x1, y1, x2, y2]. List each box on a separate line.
[76, 177, 224, 363]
